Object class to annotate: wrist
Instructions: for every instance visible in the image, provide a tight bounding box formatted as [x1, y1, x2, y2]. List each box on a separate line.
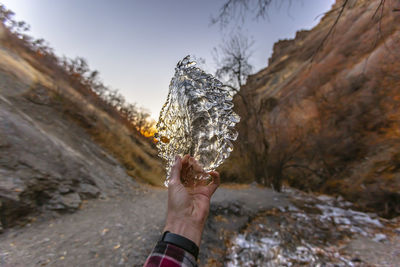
[161, 231, 199, 260]
[163, 219, 203, 247]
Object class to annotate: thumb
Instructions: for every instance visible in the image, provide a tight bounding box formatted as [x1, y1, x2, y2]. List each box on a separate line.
[168, 155, 182, 186]
[207, 171, 220, 196]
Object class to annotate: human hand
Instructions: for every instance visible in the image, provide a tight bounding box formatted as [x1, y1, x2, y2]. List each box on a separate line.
[163, 155, 220, 247]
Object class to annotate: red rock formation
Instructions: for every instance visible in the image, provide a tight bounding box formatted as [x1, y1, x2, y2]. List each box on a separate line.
[220, 0, 400, 217]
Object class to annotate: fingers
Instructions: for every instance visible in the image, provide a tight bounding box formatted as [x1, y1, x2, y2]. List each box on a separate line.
[175, 156, 219, 193]
[169, 155, 182, 186]
[180, 155, 192, 186]
[189, 157, 204, 173]
[208, 171, 220, 195]
[182, 154, 190, 164]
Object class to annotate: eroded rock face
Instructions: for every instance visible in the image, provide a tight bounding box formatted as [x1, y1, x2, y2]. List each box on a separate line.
[221, 0, 400, 216]
[0, 72, 138, 228]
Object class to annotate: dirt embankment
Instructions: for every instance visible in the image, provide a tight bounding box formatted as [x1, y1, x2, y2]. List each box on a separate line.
[0, 35, 163, 229]
[0, 69, 137, 227]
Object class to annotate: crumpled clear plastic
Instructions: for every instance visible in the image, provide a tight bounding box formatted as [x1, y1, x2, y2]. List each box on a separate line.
[155, 55, 240, 186]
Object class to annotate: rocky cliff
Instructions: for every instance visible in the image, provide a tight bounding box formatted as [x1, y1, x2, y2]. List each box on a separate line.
[0, 24, 164, 229]
[221, 0, 400, 217]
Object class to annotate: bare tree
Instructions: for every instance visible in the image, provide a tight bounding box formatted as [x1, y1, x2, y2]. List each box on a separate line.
[133, 108, 151, 133]
[266, 120, 305, 191]
[0, 4, 11, 20]
[213, 32, 272, 184]
[213, 32, 254, 90]
[213, 32, 258, 137]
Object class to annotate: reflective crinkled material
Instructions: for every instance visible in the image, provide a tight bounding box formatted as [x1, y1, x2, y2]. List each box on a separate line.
[155, 55, 240, 186]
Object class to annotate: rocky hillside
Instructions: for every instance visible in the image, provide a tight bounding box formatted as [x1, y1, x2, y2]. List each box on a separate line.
[221, 0, 400, 218]
[0, 23, 164, 229]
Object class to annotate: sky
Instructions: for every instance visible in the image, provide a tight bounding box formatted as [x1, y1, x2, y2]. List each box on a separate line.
[1, 0, 334, 119]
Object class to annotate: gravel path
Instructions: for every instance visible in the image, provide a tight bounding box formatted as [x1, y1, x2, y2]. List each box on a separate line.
[0, 184, 288, 267]
[0, 184, 398, 267]
[0, 186, 165, 267]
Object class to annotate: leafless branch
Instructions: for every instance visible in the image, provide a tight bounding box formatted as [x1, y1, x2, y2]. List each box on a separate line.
[311, 0, 349, 62]
[213, 32, 254, 89]
[211, 0, 290, 28]
[372, 0, 386, 19]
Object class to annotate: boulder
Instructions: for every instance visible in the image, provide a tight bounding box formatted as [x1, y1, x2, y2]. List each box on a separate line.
[78, 184, 100, 199]
[48, 192, 82, 211]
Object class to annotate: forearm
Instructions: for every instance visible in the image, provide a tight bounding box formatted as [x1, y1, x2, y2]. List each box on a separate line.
[143, 155, 219, 266]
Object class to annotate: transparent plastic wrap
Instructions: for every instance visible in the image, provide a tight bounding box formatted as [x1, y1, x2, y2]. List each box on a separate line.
[155, 55, 240, 186]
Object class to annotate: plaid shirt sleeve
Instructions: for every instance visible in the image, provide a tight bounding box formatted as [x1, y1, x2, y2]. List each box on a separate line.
[143, 240, 198, 267]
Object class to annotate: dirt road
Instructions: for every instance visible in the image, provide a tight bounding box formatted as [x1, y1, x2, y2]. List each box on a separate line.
[1, 184, 399, 266]
[0, 184, 288, 267]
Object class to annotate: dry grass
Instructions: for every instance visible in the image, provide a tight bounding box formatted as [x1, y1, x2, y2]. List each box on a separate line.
[92, 129, 164, 186]
[55, 90, 165, 186]
[0, 29, 165, 186]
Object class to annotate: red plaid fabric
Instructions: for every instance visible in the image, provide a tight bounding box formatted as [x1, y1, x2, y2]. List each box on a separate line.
[143, 241, 198, 267]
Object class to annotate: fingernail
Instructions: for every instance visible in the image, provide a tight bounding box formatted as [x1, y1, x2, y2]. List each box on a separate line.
[175, 155, 180, 162]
